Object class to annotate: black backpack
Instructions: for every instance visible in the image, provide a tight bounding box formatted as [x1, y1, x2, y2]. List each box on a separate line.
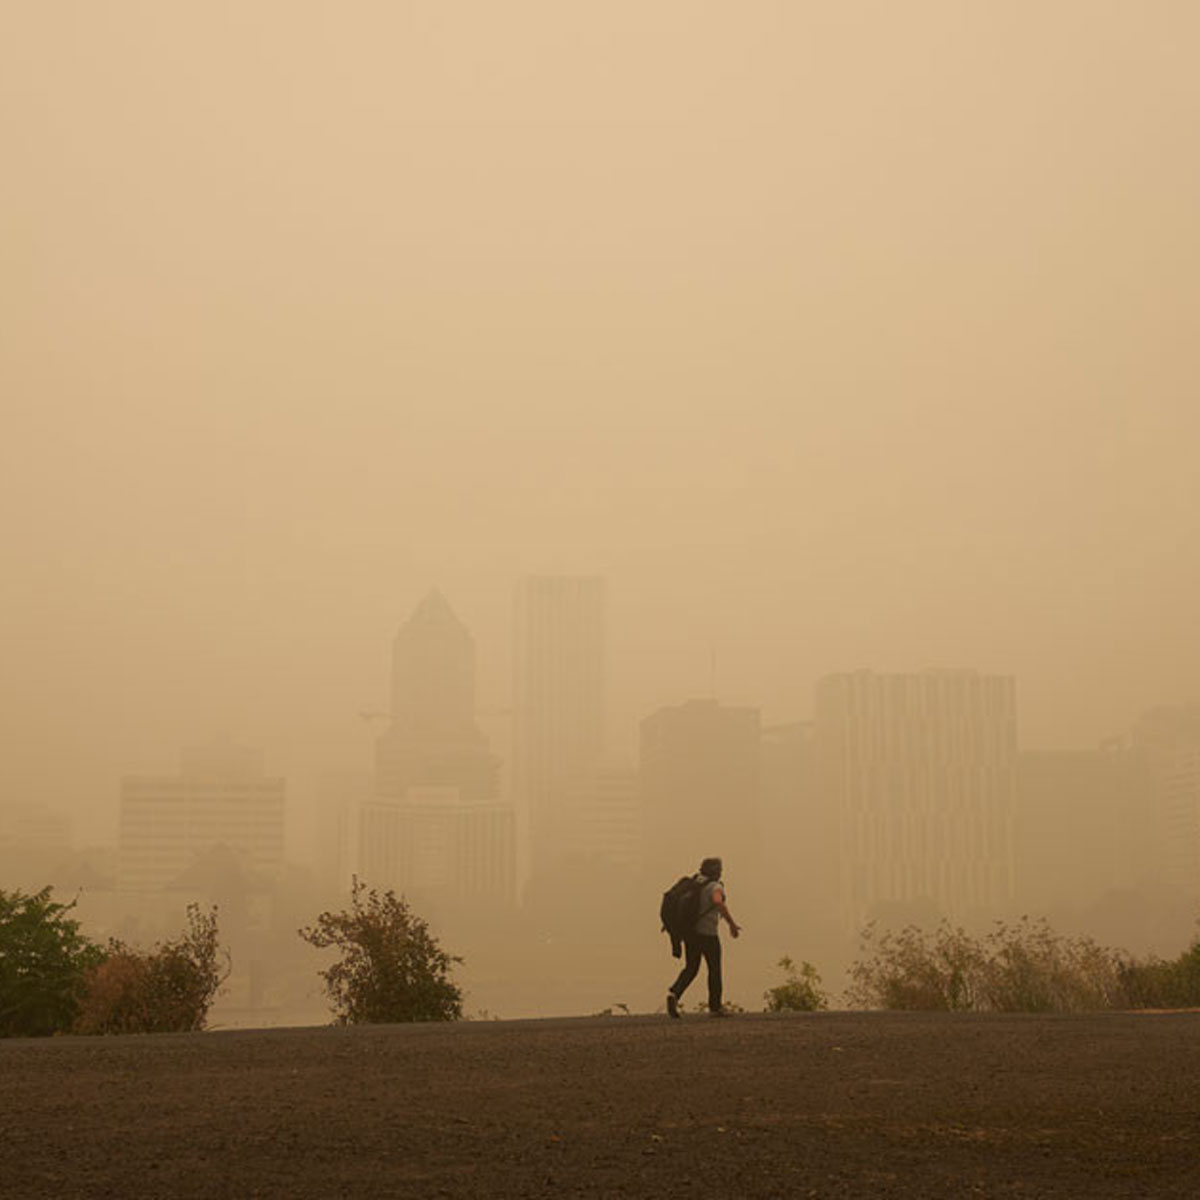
[660, 875, 707, 957]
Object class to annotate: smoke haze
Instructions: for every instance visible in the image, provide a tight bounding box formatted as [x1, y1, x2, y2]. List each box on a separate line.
[3, 3, 1199, 1013]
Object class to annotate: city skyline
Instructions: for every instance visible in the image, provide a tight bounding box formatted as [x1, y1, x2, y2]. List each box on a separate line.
[5, 1, 1200, 1039]
[9, 580, 1200, 1021]
[20, 573, 1200, 854]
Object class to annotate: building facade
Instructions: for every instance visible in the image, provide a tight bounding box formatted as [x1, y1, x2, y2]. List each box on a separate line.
[361, 590, 514, 907]
[639, 698, 761, 882]
[558, 761, 641, 872]
[814, 670, 1016, 935]
[117, 738, 286, 893]
[1129, 706, 1200, 897]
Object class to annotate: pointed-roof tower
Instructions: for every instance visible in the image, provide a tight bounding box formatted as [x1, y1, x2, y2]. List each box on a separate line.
[390, 588, 478, 740]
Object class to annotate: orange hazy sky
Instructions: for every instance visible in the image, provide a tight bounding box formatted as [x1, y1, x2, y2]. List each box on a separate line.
[3, 2, 1198, 842]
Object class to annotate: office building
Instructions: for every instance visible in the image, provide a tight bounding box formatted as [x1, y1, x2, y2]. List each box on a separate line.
[814, 670, 1016, 935]
[117, 738, 286, 893]
[640, 698, 761, 880]
[1129, 706, 1200, 897]
[362, 590, 513, 906]
[559, 761, 641, 871]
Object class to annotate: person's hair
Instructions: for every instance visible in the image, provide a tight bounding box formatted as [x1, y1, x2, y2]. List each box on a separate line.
[699, 857, 722, 879]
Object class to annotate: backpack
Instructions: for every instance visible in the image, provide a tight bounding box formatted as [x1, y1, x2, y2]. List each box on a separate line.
[660, 875, 708, 958]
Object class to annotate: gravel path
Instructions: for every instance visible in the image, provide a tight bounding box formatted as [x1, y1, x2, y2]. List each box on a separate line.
[4, 1011, 1200, 1198]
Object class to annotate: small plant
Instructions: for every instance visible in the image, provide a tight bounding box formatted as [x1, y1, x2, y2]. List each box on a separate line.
[690, 998, 746, 1014]
[0, 887, 105, 1038]
[591, 1002, 631, 1017]
[764, 956, 828, 1012]
[74, 905, 228, 1035]
[299, 877, 463, 1024]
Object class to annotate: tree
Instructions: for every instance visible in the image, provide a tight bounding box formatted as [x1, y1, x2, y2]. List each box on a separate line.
[763, 956, 828, 1013]
[298, 878, 463, 1024]
[0, 887, 105, 1037]
[73, 905, 228, 1035]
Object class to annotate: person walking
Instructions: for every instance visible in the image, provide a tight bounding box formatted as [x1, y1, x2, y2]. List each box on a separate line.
[666, 856, 740, 1018]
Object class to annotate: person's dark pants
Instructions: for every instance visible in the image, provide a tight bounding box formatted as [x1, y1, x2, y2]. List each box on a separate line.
[669, 934, 722, 1011]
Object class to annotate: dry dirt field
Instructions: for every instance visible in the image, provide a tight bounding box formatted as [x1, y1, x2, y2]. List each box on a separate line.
[4, 1011, 1200, 1198]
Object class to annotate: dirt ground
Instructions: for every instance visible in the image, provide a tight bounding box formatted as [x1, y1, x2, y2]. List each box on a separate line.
[4, 1010, 1200, 1198]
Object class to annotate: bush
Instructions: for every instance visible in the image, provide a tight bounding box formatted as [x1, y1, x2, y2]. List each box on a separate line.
[74, 905, 228, 1035]
[979, 917, 1125, 1012]
[1119, 942, 1200, 1009]
[848, 921, 987, 1011]
[298, 878, 463, 1024]
[0, 887, 105, 1037]
[848, 917, 1128, 1013]
[764, 956, 828, 1012]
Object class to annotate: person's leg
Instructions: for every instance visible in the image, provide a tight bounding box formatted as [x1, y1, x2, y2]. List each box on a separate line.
[701, 935, 723, 1012]
[670, 937, 703, 1001]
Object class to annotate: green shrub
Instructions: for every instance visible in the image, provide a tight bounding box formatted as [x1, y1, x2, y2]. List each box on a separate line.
[764, 956, 828, 1012]
[73, 905, 228, 1035]
[0, 887, 105, 1037]
[299, 878, 463, 1024]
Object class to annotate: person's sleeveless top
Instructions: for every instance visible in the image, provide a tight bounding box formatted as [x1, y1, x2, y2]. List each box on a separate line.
[694, 877, 723, 936]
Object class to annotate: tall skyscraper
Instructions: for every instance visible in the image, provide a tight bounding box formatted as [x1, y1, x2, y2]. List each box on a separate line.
[639, 698, 761, 882]
[0, 803, 72, 892]
[117, 737, 286, 893]
[559, 761, 642, 872]
[361, 590, 514, 909]
[512, 575, 605, 881]
[814, 670, 1016, 936]
[1128, 705, 1200, 897]
[375, 589, 498, 803]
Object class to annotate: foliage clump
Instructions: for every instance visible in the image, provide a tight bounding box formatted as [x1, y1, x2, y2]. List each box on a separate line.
[764, 956, 828, 1012]
[848, 917, 1131, 1013]
[0, 887, 105, 1037]
[74, 905, 228, 1035]
[1118, 942, 1200, 1009]
[299, 878, 463, 1024]
[981, 917, 1125, 1012]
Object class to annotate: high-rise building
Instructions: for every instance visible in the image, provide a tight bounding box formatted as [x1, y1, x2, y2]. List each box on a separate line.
[360, 787, 515, 907]
[313, 770, 369, 895]
[1129, 706, 1200, 897]
[512, 575, 605, 880]
[0, 803, 72, 891]
[559, 761, 641, 872]
[375, 589, 498, 803]
[117, 738, 286, 893]
[640, 698, 761, 882]
[361, 591, 514, 907]
[814, 670, 1016, 935]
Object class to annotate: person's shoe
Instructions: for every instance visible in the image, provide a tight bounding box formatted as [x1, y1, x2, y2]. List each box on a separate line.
[666, 992, 680, 1019]
[708, 1006, 730, 1018]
